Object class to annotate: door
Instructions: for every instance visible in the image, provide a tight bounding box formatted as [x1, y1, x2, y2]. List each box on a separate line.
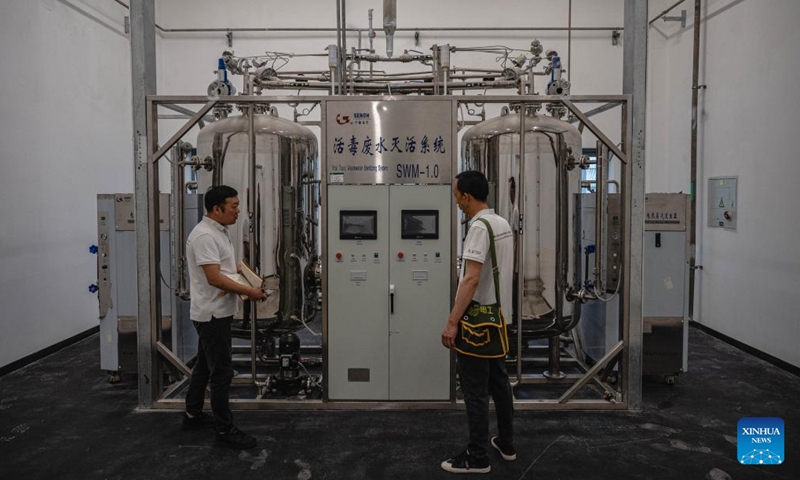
[388, 185, 451, 400]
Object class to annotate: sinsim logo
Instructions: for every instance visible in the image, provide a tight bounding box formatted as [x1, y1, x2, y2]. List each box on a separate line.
[336, 114, 350, 125]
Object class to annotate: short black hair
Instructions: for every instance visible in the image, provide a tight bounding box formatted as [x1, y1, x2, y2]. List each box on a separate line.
[455, 170, 489, 202]
[204, 185, 238, 212]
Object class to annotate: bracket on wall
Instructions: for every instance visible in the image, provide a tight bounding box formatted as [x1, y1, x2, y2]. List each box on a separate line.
[611, 30, 620, 46]
[661, 9, 687, 28]
[226, 30, 233, 48]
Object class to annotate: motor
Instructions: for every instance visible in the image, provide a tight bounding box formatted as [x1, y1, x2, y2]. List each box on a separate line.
[279, 332, 301, 380]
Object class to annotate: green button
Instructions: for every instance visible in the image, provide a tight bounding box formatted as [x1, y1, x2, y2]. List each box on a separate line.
[374, 252, 379, 258]
[435, 252, 441, 258]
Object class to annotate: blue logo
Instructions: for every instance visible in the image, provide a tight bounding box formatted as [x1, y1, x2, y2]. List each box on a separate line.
[737, 417, 784, 465]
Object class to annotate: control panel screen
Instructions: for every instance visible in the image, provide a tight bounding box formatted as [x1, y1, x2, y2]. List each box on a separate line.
[401, 210, 439, 239]
[340, 210, 378, 240]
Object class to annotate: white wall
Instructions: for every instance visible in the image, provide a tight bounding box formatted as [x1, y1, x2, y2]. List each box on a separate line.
[648, 0, 800, 367]
[0, 0, 133, 368]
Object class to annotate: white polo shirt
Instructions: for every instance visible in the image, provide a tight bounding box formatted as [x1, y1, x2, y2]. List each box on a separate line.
[186, 216, 239, 322]
[460, 209, 514, 323]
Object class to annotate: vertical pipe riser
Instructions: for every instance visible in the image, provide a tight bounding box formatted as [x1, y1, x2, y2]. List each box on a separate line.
[247, 108, 258, 383]
[688, 0, 701, 321]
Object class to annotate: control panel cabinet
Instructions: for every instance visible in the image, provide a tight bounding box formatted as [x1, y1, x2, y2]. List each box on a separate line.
[97, 194, 172, 378]
[327, 185, 452, 400]
[642, 193, 691, 379]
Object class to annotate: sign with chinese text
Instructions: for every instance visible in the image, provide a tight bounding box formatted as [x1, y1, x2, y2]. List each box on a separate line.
[326, 100, 452, 185]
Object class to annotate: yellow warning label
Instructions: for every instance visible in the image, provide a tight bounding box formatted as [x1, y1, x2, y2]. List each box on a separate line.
[719, 198, 725, 208]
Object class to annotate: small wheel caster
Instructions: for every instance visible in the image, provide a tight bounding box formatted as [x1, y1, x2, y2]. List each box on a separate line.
[664, 375, 676, 385]
[108, 372, 121, 384]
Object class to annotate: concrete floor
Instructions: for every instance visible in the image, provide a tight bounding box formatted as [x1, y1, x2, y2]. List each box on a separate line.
[0, 325, 798, 480]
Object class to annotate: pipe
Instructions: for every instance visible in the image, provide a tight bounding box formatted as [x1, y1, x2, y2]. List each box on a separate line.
[254, 79, 519, 92]
[688, 0, 701, 322]
[336, 0, 342, 95]
[368, 9, 374, 52]
[431, 45, 439, 95]
[568, 0, 572, 83]
[349, 47, 357, 94]
[357, 29, 362, 73]
[352, 54, 434, 63]
[170, 144, 183, 297]
[516, 104, 526, 384]
[341, 0, 347, 95]
[328, 44, 338, 95]
[544, 134, 570, 380]
[581, 179, 620, 193]
[383, 0, 397, 58]
[177, 148, 188, 295]
[247, 107, 258, 385]
[649, 0, 687, 25]
[156, 26, 623, 33]
[594, 141, 605, 291]
[368, 8, 374, 77]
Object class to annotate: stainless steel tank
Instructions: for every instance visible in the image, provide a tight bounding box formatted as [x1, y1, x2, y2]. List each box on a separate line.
[196, 112, 319, 323]
[461, 109, 582, 336]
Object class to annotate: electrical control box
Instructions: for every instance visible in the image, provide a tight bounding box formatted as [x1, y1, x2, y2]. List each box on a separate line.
[327, 185, 452, 400]
[643, 193, 690, 378]
[708, 176, 737, 230]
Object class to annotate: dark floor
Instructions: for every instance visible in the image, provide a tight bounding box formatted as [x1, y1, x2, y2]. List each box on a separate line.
[1, 326, 798, 480]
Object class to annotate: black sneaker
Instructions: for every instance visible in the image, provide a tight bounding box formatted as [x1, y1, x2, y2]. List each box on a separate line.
[440, 450, 491, 474]
[182, 412, 215, 430]
[490, 436, 517, 461]
[214, 426, 257, 450]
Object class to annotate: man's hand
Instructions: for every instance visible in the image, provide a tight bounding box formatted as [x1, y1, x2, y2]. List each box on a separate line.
[441, 321, 458, 349]
[247, 287, 266, 302]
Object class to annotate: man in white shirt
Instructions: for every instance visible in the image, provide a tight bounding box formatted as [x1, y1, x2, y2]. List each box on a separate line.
[183, 185, 265, 450]
[441, 171, 516, 474]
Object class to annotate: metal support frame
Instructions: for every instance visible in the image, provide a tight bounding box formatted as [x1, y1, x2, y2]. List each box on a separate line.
[131, 0, 158, 409]
[141, 94, 637, 411]
[623, 0, 647, 411]
[155, 341, 191, 377]
[559, 341, 623, 403]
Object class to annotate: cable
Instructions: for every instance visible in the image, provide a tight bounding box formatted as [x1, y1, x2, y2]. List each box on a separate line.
[298, 361, 322, 388]
[159, 269, 173, 291]
[594, 273, 622, 303]
[298, 291, 321, 336]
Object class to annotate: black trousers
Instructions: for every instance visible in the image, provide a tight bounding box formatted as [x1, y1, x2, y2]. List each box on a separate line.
[185, 316, 234, 432]
[457, 352, 515, 458]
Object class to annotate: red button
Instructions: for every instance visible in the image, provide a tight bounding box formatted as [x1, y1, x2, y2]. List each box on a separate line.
[398, 252, 404, 259]
[336, 252, 342, 260]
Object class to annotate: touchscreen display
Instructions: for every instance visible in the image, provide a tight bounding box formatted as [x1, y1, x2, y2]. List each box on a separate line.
[401, 210, 439, 239]
[340, 211, 378, 240]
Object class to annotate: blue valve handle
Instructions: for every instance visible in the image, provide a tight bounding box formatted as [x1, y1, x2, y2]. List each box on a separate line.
[88, 284, 99, 293]
[89, 244, 99, 254]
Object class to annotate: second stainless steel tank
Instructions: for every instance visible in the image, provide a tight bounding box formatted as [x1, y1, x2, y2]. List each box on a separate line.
[461, 109, 582, 334]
